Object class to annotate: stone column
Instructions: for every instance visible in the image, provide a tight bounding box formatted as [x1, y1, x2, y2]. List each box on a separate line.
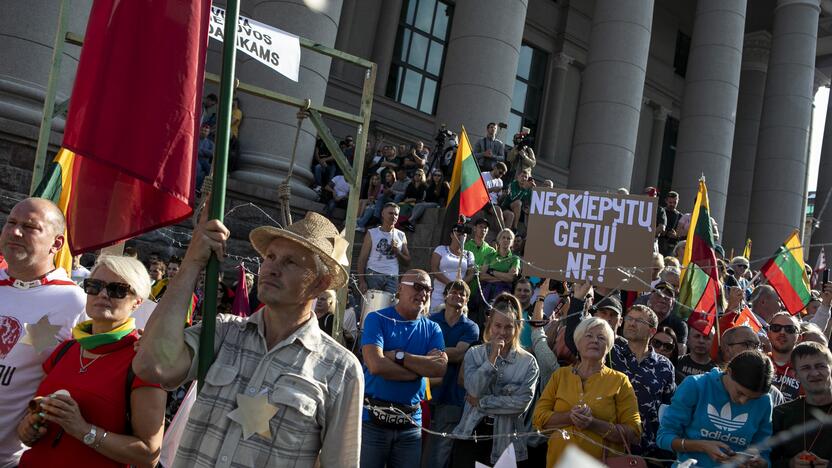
[539, 52, 574, 164]
[644, 103, 669, 188]
[567, 0, 655, 192]
[810, 88, 832, 263]
[434, 0, 528, 141]
[0, 0, 91, 137]
[722, 31, 771, 254]
[671, 0, 747, 229]
[747, 0, 821, 256]
[370, 0, 403, 96]
[230, 0, 343, 202]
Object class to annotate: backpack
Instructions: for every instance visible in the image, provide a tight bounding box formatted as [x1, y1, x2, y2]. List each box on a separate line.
[51, 340, 135, 432]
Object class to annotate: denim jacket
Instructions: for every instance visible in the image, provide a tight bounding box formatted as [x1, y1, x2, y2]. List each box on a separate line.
[453, 343, 539, 463]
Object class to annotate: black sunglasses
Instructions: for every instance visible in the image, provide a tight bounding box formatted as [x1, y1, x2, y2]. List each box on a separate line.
[401, 281, 433, 294]
[768, 324, 799, 334]
[83, 278, 133, 299]
[651, 338, 675, 352]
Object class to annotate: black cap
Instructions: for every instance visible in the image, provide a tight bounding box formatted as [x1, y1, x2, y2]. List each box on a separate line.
[474, 218, 491, 228]
[592, 296, 623, 316]
[653, 281, 677, 298]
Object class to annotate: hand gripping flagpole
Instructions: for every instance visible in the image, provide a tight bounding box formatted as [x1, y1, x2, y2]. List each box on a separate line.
[198, 0, 240, 392]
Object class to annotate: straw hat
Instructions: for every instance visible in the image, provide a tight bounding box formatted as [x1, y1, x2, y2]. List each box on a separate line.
[249, 213, 350, 289]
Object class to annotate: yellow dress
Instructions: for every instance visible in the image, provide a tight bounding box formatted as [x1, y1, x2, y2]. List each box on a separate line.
[532, 365, 641, 467]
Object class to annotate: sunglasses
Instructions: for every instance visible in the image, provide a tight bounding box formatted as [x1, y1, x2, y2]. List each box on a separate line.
[768, 324, 799, 334]
[651, 338, 675, 352]
[83, 278, 133, 299]
[401, 281, 433, 294]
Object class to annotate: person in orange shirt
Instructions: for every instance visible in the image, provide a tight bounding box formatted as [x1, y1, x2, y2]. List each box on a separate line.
[533, 316, 641, 466]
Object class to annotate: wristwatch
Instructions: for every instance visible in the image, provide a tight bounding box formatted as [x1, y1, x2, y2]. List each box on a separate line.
[395, 351, 406, 366]
[83, 425, 97, 446]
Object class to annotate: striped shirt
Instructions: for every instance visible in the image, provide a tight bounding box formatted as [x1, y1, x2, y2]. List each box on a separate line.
[171, 311, 363, 468]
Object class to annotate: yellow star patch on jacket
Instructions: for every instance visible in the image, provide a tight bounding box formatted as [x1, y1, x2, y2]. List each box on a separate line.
[227, 393, 278, 439]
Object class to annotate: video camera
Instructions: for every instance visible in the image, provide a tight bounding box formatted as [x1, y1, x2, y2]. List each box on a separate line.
[435, 124, 457, 150]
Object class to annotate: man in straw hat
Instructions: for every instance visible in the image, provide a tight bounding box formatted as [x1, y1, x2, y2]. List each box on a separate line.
[134, 212, 363, 467]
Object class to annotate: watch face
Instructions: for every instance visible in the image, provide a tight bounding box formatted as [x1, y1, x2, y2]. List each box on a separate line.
[83, 432, 96, 445]
[396, 351, 405, 360]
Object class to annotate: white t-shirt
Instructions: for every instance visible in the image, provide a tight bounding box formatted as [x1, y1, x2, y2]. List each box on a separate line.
[331, 175, 350, 199]
[430, 245, 475, 313]
[481, 171, 503, 205]
[0, 268, 87, 467]
[366, 227, 407, 277]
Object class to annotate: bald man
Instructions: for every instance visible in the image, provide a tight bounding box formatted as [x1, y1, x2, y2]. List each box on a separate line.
[0, 198, 87, 467]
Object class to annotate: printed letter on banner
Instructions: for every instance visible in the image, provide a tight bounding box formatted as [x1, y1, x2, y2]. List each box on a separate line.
[209, 6, 301, 82]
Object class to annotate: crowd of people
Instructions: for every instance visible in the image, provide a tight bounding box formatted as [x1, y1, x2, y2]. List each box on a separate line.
[0, 118, 831, 468]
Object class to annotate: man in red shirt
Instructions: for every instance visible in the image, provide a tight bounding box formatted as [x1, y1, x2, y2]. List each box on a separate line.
[767, 311, 802, 402]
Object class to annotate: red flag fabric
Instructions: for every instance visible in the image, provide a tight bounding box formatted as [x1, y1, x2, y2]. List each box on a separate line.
[231, 265, 251, 317]
[62, 0, 211, 252]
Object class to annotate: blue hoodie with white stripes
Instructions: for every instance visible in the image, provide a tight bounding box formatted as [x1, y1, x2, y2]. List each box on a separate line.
[657, 368, 773, 467]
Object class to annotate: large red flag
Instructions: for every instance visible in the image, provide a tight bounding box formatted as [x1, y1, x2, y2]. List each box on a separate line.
[62, 0, 211, 252]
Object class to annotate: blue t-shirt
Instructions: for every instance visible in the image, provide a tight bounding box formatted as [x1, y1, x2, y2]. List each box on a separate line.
[428, 311, 479, 407]
[361, 306, 445, 424]
[657, 368, 773, 467]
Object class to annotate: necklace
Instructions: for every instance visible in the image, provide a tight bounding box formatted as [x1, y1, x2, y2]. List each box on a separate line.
[78, 349, 103, 374]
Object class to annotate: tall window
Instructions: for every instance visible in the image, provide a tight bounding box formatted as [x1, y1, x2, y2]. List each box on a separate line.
[674, 31, 691, 78]
[509, 44, 547, 144]
[386, 0, 452, 114]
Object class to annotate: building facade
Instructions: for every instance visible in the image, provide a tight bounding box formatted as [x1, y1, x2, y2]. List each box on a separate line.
[2, 0, 832, 260]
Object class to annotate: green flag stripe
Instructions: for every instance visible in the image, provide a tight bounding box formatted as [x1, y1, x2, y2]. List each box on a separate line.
[680, 263, 709, 308]
[693, 205, 715, 248]
[773, 248, 812, 301]
[459, 153, 481, 192]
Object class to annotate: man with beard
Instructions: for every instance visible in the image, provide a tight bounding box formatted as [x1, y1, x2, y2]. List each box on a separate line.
[767, 312, 802, 402]
[361, 270, 448, 468]
[771, 342, 832, 467]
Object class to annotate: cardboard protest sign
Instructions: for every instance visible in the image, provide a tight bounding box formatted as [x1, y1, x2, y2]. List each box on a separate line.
[522, 189, 657, 291]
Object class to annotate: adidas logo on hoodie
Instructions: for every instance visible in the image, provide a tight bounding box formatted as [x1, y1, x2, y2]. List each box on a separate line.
[699, 403, 748, 445]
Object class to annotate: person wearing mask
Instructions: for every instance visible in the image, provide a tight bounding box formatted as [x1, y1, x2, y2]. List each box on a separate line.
[771, 342, 832, 467]
[657, 350, 774, 468]
[424, 281, 479, 468]
[533, 317, 641, 465]
[16, 256, 165, 467]
[453, 293, 539, 466]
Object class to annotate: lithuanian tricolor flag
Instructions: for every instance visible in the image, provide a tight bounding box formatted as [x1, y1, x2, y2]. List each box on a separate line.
[678, 179, 720, 331]
[446, 126, 489, 218]
[760, 230, 811, 315]
[32, 149, 76, 274]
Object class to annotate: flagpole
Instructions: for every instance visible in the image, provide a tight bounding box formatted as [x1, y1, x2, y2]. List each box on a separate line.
[198, 0, 240, 392]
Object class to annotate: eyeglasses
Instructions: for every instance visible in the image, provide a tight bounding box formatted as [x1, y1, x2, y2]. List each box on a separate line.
[768, 324, 799, 334]
[401, 281, 432, 294]
[624, 316, 652, 327]
[83, 278, 133, 299]
[651, 338, 675, 352]
[726, 340, 760, 350]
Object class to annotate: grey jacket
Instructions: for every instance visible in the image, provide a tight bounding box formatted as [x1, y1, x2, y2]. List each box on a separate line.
[453, 343, 539, 463]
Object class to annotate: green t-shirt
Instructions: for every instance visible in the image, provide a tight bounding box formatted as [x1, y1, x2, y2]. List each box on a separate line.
[485, 250, 521, 274]
[465, 239, 496, 293]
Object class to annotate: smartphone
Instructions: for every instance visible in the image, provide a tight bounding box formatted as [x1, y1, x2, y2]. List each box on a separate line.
[824, 268, 829, 286]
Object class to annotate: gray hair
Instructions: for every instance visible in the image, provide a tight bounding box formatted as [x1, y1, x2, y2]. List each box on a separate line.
[91, 255, 151, 299]
[573, 316, 615, 355]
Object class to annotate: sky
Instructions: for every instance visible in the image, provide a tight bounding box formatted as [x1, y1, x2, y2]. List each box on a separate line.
[809, 86, 829, 192]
